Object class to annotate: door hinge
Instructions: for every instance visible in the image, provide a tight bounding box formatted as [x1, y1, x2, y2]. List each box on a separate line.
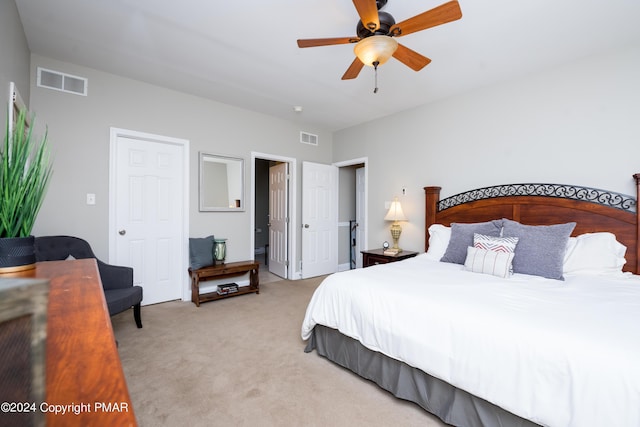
[285, 217, 289, 224]
[285, 260, 289, 267]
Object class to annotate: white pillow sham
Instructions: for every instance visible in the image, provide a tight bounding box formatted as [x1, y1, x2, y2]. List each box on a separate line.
[424, 224, 451, 261]
[563, 232, 627, 275]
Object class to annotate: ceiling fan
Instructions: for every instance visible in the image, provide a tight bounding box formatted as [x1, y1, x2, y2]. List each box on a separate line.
[297, 0, 462, 81]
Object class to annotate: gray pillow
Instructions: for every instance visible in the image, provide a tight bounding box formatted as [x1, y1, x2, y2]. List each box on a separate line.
[189, 235, 215, 269]
[502, 219, 575, 280]
[440, 220, 503, 265]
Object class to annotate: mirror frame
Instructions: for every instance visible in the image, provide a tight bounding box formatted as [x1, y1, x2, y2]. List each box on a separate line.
[198, 152, 245, 212]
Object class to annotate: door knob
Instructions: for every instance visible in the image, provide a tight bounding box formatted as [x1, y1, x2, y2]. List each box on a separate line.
[304, 224, 310, 228]
[118, 229, 126, 235]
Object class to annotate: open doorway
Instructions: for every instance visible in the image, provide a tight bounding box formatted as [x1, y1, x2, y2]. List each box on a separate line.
[336, 158, 367, 271]
[251, 153, 297, 282]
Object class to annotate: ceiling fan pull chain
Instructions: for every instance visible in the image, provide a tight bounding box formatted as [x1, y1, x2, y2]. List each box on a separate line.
[373, 60, 379, 94]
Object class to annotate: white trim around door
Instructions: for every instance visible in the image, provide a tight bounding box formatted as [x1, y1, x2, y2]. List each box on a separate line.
[250, 152, 298, 280]
[334, 157, 368, 262]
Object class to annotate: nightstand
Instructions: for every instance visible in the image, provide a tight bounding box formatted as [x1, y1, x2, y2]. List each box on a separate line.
[361, 249, 419, 268]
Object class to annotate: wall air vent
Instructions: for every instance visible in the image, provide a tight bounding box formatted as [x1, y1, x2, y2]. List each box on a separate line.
[37, 67, 88, 96]
[300, 131, 318, 146]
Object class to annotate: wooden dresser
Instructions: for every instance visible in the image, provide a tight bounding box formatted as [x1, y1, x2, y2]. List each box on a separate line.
[10, 259, 137, 426]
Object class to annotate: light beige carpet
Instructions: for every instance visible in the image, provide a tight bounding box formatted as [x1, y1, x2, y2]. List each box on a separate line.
[111, 276, 448, 427]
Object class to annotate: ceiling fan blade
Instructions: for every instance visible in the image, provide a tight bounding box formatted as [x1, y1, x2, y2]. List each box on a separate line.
[389, 0, 462, 38]
[352, 0, 380, 32]
[341, 58, 365, 80]
[297, 37, 359, 48]
[393, 43, 432, 71]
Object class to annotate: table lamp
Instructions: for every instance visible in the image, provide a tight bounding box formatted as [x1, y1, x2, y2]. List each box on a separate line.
[384, 197, 407, 253]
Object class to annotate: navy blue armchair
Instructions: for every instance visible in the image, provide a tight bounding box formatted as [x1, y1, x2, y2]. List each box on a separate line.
[34, 236, 143, 328]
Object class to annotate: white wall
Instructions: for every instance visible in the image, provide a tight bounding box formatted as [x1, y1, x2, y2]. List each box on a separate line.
[333, 45, 640, 254]
[28, 55, 333, 268]
[0, 0, 30, 113]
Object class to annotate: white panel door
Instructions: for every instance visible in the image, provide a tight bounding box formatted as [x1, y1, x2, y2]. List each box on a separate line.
[302, 162, 338, 278]
[355, 167, 366, 268]
[269, 162, 288, 278]
[114, 136, 184, 305]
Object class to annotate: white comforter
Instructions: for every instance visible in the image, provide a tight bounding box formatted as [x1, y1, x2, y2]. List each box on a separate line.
[301, 255, 640, 427]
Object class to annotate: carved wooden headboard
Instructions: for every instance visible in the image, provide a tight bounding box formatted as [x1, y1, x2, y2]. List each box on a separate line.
[425, 174, 640, 274]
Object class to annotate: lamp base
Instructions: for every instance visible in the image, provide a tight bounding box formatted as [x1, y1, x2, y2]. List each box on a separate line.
[390, 222, 402, 253]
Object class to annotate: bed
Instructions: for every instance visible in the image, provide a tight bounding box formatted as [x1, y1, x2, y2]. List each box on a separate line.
[302, 175, 640, 427]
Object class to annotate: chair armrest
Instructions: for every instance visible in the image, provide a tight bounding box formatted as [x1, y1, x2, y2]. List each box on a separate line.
[97, 259, 134, 291]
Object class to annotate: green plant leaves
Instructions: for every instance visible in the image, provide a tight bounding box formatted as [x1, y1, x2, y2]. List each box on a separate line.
[0, 108, 52, 238]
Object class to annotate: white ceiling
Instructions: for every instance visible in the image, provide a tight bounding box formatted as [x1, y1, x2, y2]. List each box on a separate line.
[15, 0, 640, 132]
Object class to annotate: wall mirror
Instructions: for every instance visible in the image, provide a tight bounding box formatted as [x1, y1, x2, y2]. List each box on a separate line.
[199, 152, 244, 211]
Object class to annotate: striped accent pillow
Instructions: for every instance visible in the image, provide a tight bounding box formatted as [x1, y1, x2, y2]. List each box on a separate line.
[473, 234, 519, 253]
[464, 246, 515, 278]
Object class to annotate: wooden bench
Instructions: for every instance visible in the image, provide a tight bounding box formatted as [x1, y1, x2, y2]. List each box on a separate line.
[188, 260, 259, 307]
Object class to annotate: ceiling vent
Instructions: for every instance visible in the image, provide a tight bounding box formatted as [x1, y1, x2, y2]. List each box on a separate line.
[300, 131, 318, 146]
[37, 67, 88, 96]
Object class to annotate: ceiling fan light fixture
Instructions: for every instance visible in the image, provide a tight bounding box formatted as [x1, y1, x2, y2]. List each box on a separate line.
[353, 35, 398, 67]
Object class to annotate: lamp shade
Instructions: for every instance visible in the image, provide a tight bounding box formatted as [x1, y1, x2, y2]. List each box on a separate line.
[353, 35, 398, 67]
[384, 198, 407, 222]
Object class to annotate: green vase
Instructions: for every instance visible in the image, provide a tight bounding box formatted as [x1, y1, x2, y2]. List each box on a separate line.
[213, 239, 227, 264]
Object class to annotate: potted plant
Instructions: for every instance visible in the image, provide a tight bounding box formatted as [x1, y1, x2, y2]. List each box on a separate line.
[0, 108, 52, 273]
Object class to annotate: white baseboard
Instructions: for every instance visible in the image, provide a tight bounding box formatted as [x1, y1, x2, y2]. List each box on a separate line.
[337, 263, 351, 272]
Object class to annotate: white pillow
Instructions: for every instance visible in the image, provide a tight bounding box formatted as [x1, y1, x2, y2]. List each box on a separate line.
[464, 246, 515, 278]
[563, 232, 627, 275]
[424, 224, 451, 261]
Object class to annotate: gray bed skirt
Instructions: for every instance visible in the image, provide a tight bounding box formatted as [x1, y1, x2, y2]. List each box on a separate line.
[305, 325, 540, 427]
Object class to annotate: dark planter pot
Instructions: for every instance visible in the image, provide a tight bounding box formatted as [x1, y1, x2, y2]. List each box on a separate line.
[0, 236, 36, 274]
